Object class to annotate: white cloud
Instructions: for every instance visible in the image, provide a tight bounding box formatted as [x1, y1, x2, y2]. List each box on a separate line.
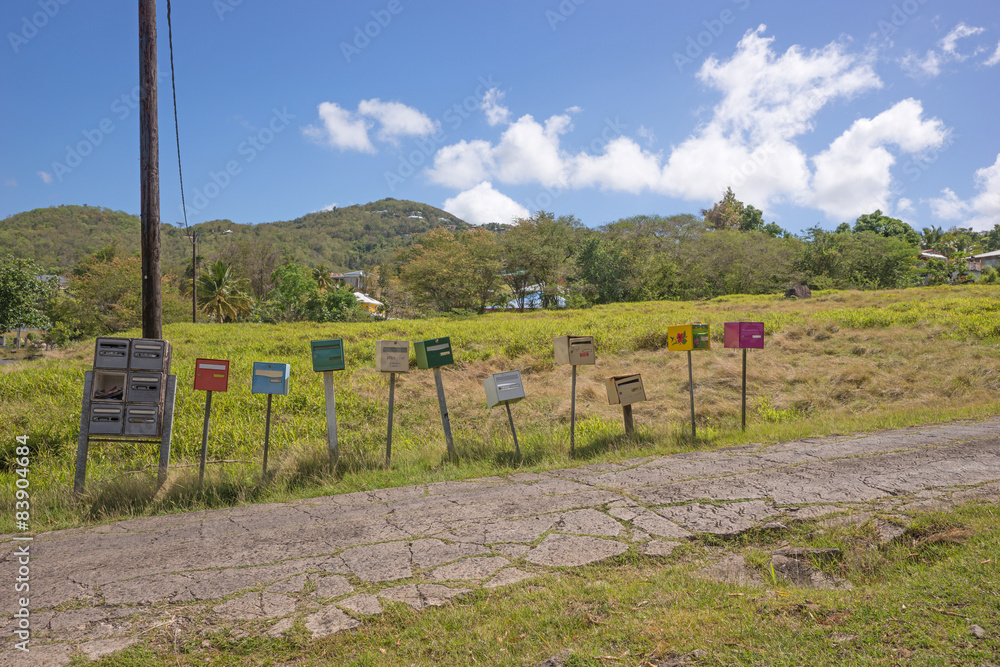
[4, 179, 17, 187]
[901, 22, 987, 78]
[428, 140, 495, 189]
[319, 202, 338, 212]
[442, 181, 529, 225]
[37, 171, 53, 184]
[303, 102, 375, 153]
[896, 197, 915, 214]
[494, 113, 574, 187]
[928, 154, 1000, 229]
[480, 88, 510, 127]
[985, 42, 1000, 67]
[940, 23, 985, 58]
[572, 137, 662, 194]
[356, 98, 437, 143]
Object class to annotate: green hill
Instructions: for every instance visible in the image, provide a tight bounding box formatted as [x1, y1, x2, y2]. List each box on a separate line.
[1, 199, 471, 273]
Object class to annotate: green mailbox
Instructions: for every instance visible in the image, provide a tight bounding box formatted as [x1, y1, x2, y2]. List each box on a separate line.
[311, 338, 345, 372]
[692, 324, 711, 351]
[415, 337, 453, 369]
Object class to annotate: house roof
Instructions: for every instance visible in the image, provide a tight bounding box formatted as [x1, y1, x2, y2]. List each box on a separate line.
[972, 250, 1000, 259]
[353, 292, 382, 306]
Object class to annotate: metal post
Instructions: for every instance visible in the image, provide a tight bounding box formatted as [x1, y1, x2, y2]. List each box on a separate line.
[139, 0, 162, 339]
[323, 370, 338, 467]
[623, 404, 634, 436]
[742, 348, 747, 432]
[505, 402, 521, 458]
[570, 364, 578, 456]
[262, 393, 272, 476]
[199, 390, 212, 486]
[158, 374, 177, 487]
[688, 350, 696, 441]
[433, 367, 456, 458]
[74, 371, 94, 496]
[386, 372, 396, 467]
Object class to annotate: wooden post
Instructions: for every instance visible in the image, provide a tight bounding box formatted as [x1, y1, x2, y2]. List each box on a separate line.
[505, 402, 521, 458]
[742, 348, 747, 432]
[385, 372, 396, 467]
[322, 370, 338, 467]
[623, 404, 634, 436]
[139, 0, 162, 339]
[191, 232, 198, 323]
[157, 374, 176, 487]
[688, 350, 696, 441]
[73, 371, 94, 496]
[570, 365, 578, 456]
[199, 390, 212, 486]
[262, 393, 272, 476]
[433, 367, 456, 458]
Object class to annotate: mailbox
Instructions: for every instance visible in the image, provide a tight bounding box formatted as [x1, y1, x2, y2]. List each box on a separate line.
[89, 404, 124, 435]
[693, 323, 711, 351]
[194, 359, 230, 392]
[606, 374, 647, 406]
[94, 338, 130, 369]
[724, 322, 764, 349]
[553, 335, 596, 365]
[124, 405, 160, 437]
[415, 337, 453, 370]
[484, 370, 526, 408]
[252, 362, 291, 395]
[376, 340, 410, 372]
[126, 372, 164, 404]
[129, 339, 171, 372]
[92, 370, 126, 401]
[311, 339, 345, 372]
[667, 325, 693, 352]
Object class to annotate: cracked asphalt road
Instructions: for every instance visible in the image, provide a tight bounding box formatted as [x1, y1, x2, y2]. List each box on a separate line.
[3, 419, 1000, 665]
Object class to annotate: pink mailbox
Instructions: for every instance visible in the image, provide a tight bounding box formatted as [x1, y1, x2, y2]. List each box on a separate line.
[724, 322, 764, 349]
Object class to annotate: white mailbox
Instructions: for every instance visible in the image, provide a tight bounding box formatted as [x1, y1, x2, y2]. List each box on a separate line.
[376, 340, 410, 373]
[606, 374, 647, 407]
[484, 370, 525, 409]
[554, 335, 596, 366]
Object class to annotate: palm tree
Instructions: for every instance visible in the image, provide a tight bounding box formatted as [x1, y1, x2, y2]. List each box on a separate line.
[197, 261, 253, 323]
[921, 225, 943, 250]
[313, 264, 335, 292]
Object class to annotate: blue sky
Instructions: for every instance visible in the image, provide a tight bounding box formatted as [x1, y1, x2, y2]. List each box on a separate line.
[2, 0, 999, 235]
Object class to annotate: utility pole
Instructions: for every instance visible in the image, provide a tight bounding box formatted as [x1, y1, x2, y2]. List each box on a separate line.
[140, 0, 162, 339]
[190, 231, 197, 323]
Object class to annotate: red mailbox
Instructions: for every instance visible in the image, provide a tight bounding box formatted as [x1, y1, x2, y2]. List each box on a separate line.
[724, 322, 765, 349]
[194, 359, 230, 392]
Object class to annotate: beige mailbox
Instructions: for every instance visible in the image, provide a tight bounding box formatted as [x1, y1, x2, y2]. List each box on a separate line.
[553, 335, 596, 366]
[606, 374, 647, 407]
[376, 340, 410, 373]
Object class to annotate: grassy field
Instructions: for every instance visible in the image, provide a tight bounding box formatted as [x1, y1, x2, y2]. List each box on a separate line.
[3, 284, 1000, 534]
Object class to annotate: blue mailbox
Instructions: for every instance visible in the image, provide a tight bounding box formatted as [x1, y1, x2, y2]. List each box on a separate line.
[252, 362, 291, 395]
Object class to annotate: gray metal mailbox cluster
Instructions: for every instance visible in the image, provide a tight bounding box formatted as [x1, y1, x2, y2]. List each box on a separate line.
[90, 337, 172, 436]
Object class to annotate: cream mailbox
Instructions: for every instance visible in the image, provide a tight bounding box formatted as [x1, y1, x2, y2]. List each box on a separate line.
[484, 371, 525, 409]
[606, 374, 647, 407]
[377, 340, 410, 372]
[724, 322, 764, 349]
[252, 362, 291, 395]
[415, 337, 453, 369]
[554, 335, 596, 365]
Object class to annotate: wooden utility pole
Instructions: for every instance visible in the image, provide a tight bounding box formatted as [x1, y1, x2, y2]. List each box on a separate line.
[140, 0, 162, 339]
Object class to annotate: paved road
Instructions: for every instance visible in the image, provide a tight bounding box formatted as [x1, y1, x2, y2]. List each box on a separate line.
[3, 419, 1000, 665]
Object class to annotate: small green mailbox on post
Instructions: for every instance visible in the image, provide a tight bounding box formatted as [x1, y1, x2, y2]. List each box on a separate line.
[311, 338, 345, 372]
[415, 337, 453, 369]
[692, 324, 711, 351]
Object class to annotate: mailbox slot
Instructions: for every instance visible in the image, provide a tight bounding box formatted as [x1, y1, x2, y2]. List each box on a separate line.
[94, 338, 130, 369]
[415, 337, 453, 369]
[194, 359, 230, 392]
[554, 335, 596, 366]
[606, 374, 647, 407]
[92, 370, 126, 401]
[126, 372, 164, 404]
[129, 339, 171, 372]
[123, 405, 160, 437]
[692, 324, 711, 351]
[484, 370, 525, 408]
[376, 341, 410, 372]
[311, 339, 345, 372]
[252, 362, 291, 395]
[89, 404, 124, 435]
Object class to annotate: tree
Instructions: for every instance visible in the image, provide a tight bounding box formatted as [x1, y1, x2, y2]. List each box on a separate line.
[853, 210, 920, 247]
[501, 211, 584, 308]
[197, 261, 253, 323]
[577, 235, 637, 304]
[268, 262, 320, 321]
[396, 227, 503, 313]
[312, 264, 335, 291]
[304, 286, 367, 322]
[921, 225, 944, 250]
[0, 255, 50, 334]
[702, 187, 744, 230]
[216, 237, 281, 300]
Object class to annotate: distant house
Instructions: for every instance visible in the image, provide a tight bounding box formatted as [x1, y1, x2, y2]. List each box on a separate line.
[330, 270, 367, 290]
[918, 251, 947, 262]
[969, 250, 1000, 272]
[36, 274, 68, 289]
[408, 215, 425, 220]
[353, 291, 383, 316]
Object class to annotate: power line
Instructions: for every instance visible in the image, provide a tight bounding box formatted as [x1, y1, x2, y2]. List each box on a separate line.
[166, 0, 188, 230]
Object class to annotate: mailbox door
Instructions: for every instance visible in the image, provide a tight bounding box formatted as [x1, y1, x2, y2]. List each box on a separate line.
[568, 336, 596, 365]
[130, 339, 170, 372]
[667, 325, 693, 352]
[89, 404, 124, 435]
[740, 322, 764, 349]
[94, 338, 130, 369]
[724, 322, 740, 349]
[311, 339, 345, 372]
[415, 337, 453, 369]
[376, 341, 410, 373]
[692, 324, 711, 351]
[609, 375, 646, 407]
[92, 370, 126, 401]
[194, 359, 230, 392]
[252, 362, 291, 395]
[485, 370, 524, 408]
[126, 372, 164, 403]
[124, 405, 160, 437]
